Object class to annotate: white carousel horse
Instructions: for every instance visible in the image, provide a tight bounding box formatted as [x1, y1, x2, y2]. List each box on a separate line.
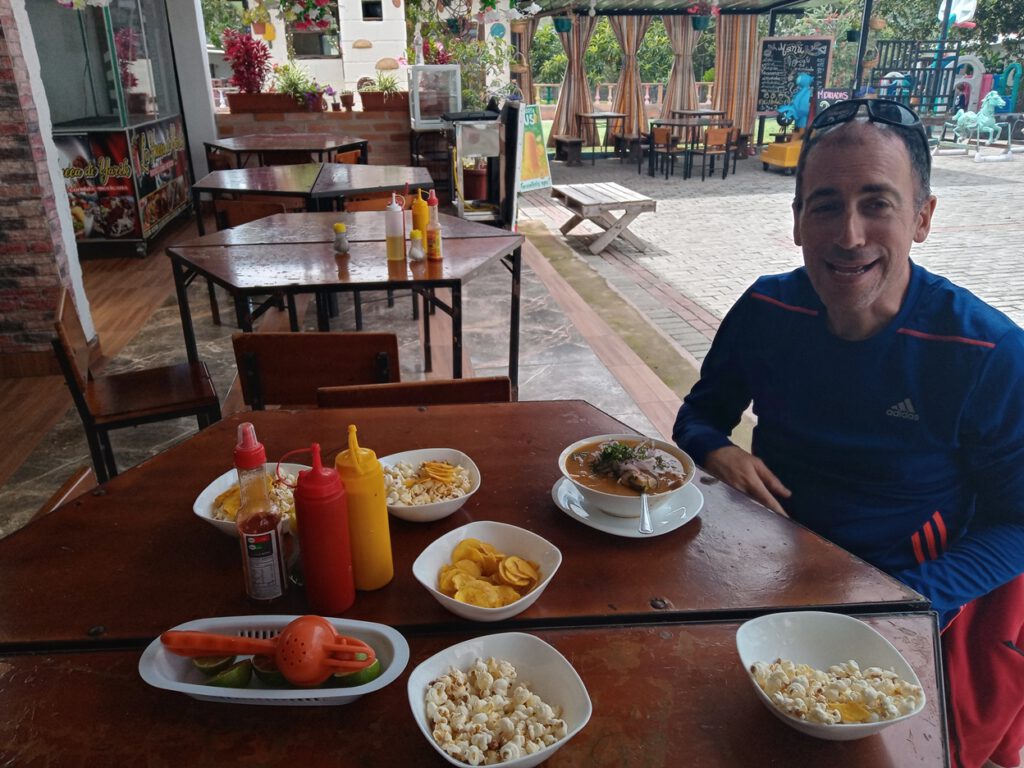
[951, 90, 1009, 144]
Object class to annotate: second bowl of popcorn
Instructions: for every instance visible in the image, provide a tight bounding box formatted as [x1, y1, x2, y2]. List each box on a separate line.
[381, 448, 480, 522]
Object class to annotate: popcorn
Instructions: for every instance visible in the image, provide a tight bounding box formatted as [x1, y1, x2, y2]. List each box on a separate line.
[751, 658, 925, 725]
[384, 460, 473, 506]
[425, 657, 567, 765]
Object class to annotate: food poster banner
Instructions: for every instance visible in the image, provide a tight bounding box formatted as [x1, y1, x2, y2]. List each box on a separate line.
[56, 132, 140, 241]
[130, 117, 189, 238]
[519, 104, 552, 193]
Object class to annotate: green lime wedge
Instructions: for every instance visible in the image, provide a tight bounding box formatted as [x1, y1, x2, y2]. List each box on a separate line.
[252, 654, 288, 687]
[192, 655, 237, 676]
[206, 659, 253, 688]
[330, 658, 382, 688]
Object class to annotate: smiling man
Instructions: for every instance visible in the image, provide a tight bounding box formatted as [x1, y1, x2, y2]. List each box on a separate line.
[673, 99, 1024, 768]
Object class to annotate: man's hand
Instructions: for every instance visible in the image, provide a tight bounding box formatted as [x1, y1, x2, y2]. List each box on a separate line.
[703, 445, 792, 516]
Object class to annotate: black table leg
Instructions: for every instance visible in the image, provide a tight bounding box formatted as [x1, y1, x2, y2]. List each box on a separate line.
[171, 258, 199, 364]
[192, 189, 206, 236]
[451, 283, 462, 379]
[508, 246, 521, 399]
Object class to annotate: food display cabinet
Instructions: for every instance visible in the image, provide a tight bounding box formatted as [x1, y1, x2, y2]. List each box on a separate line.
[28, 0, 190, 256]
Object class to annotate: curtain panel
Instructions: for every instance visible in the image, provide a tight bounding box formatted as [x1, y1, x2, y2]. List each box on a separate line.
[517, 18, 539, 105]
[661, 15, 702, 120]
[609, 15, 652, 140]
[548, 15, 599, 147]
[712, 14, 760, 135]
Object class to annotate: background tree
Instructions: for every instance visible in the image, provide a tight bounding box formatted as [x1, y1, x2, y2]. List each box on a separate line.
[200, 0, 243, 47]
[771, 4, 863, 88]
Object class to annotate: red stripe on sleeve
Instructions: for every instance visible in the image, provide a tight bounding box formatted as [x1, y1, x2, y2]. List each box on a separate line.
[931, 511, 948, 551]
[897, 327, 996, 349]
[750, 292, 820, 316]
[911, 532, 926, 565]
[923, 522, 939, 560]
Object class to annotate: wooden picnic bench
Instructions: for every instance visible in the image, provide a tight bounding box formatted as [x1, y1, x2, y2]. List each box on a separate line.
[550, 182, 657, 254]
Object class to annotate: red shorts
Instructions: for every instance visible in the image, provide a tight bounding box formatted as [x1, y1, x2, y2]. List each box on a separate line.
[942, 573, 1024, 768]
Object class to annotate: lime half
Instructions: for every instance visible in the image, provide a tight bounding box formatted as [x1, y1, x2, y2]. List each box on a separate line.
[192, 655, 237, 676]
[330, 658, 382, 688]
[252, 654, 288, 687]
[206, 659, 253, 688]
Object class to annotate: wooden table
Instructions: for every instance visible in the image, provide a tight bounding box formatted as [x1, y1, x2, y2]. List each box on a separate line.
[0, 404, 925, 647]
[190, 163, 434, 235]
[645, 117, 732, 178]
[0, 617, 946, 766]
[551, 182, 657, 254]
[671, 108, 727, 120]
[576, 111, 626, 164]
[204, 133, 369, 167]
[166, 213, 523, 388]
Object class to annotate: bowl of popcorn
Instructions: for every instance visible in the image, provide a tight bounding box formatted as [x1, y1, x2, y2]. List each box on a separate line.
[407, 632, 592, 767]
[412, 521, 562, 622]
[736, 611, 927, 741]
[381, 448, 480, 523]
[193, 463, 306, 536]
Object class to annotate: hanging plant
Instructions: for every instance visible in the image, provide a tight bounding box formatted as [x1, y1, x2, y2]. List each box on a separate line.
[553, 15, 572, 34]
[280, 0, 335, 30]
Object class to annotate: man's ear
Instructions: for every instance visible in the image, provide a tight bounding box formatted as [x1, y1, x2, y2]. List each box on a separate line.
[914, 195, 937, 244]
[792, 200, 802, 246]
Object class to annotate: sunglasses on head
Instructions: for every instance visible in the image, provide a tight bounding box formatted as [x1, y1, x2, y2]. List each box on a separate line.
[809, 98, 930, 156]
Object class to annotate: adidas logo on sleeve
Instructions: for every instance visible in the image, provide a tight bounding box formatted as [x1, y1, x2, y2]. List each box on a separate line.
[887, 398, 920, 421]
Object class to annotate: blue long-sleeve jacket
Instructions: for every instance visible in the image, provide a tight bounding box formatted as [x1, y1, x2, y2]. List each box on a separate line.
[673, 263, 1024, 627]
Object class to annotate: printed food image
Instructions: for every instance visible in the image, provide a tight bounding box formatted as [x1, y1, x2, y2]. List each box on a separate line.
[425, 656, 567, 765]
[437, 538, 540, 608]
[384, 459, 472, 506]
[522, 131, 546, 180]
[750, 658, 925, 724]
[565, 438, 688, 496]
[92, 196, 137, 238]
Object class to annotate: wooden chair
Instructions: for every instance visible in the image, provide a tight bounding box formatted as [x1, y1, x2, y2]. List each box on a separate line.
[334, 149, 362, 164]
[52, 289, 221, 483]
[317, 376, 513, 409]
[203, 142, 233, 172]
[637, 126, 677, 177]
[689, 126, 733, 181]
[231, 331, 400, 409]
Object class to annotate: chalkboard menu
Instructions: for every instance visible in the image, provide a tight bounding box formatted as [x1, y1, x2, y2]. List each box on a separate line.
[757, 37, 832, 115]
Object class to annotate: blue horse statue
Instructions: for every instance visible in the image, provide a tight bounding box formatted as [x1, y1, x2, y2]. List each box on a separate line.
[951, 90, 1008, 144]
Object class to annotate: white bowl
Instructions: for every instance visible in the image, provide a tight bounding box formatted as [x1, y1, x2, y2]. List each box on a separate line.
[558, 434, 696, 518]
[735, 611, 927, 741]
[412, 521, 562, 622]
[379, 448, 481, 523]
[407, 632, 592, 767]
[193, 463, 309, 536]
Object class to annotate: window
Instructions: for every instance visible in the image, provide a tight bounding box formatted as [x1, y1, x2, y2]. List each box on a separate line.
[361, 0, 383, 20]
[289, 1, 340, 58]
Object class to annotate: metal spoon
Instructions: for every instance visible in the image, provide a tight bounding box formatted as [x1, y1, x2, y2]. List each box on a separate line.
[639, 492, 654, 535]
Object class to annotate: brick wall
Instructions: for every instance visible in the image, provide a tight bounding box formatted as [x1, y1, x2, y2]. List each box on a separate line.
[214, 108, 415, 167]
[0, 2, 66, 376]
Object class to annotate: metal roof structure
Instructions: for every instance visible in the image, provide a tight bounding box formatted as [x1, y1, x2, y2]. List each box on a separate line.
[531, 0, 825, 16]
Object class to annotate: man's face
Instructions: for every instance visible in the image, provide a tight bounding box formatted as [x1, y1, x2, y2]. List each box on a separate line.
[792, 122, 936, 340]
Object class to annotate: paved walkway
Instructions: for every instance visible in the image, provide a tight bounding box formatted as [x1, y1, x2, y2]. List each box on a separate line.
[520, 148, 1024, 366]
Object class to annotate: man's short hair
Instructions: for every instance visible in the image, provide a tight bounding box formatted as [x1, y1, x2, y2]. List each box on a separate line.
[793, 118, 932, 211]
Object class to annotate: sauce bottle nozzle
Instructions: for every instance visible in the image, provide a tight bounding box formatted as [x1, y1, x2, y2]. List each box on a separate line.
[234, 422, 266, 469]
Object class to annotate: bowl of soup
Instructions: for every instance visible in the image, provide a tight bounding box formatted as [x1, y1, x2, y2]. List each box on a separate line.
[558, 434, 695, 518]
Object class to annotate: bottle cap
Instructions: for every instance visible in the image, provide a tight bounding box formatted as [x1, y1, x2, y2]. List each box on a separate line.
[385, 193, 402, 212]
[426, 189, 438, 206]
[297, 443, 343, 500]
[333, 222, 347, 233]
[410, 229, 422, 240]
[233, 422, 266, 470]
[335, 424, 378, 477]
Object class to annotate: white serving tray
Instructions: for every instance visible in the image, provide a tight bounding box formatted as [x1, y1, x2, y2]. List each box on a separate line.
[138, 615, 409, 706]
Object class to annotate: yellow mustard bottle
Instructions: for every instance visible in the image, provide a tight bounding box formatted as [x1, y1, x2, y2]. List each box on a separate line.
[334, 424, 393, 590]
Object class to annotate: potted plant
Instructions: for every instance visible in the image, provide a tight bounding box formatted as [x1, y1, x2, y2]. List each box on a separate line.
[686, 0, 720, 30]
[339, 90, 355, 110]
[358, 71, 409, 112]
[271, 60, 327, 111]
[221, 29, 289, 113]
[241, 1, 271, 35]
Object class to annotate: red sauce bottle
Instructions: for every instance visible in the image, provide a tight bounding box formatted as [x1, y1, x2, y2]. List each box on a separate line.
[234, 423, 287, 601]
[294, 443, 355, 614]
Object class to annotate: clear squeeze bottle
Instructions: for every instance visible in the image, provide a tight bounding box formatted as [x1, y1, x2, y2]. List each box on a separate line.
[385, 193, 406, 262]
[234, 423, 287, 601]
[334, 425, 393, 590]
[425, 188, 443, 261]
[294, 443, 355, 614]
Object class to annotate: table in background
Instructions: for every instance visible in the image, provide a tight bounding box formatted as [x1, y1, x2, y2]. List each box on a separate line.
[166, 214, 522, 386]
[0, 403, 926, 648]
[0, 616, 946, 766]
[671, 108, 727, 120]
[190, 163, 433, 235]
[203, 133, 369, 167]
[646, 117, 732, 178]
[576, 111, 626, 164]
[551, 182, 656, 254]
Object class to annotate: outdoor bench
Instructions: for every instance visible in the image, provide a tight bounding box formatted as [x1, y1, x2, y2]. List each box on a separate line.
[553, 135, 584, 166]
[551, 181, 656, 254]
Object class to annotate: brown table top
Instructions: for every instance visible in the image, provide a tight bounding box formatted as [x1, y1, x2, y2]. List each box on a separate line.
[192, 163, 323, 196]
[578, 111, 626, 119]
[0, 616, 946, 766]
[671, 108, 727, 118]
[206, 133, 369, 154]
[310, 163, 433, 199]
[0, 403, 923, 649]
[166, 231, 523, 292]
[172, 211, 516, 247]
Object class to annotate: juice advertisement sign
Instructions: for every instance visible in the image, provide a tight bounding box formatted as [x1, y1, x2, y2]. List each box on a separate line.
[55, 132, 139, 240]
[519, 104, 552, 193]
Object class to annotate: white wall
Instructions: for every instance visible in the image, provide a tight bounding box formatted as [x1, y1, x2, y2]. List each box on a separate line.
[168, 0, 218, 178]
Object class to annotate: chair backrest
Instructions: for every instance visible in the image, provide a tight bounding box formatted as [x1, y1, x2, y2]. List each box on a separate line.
[53, 288, 92, 394]
[705, 127, 731, 149]
[343, 192, 412, 213]
[335, 149, 361, 164]
[316, 376, 513, 409]
[232, 331, 401, 409]
[651, 127, 672, 146]
[204, 142, 233, 172]
[213, 199, 288, 230]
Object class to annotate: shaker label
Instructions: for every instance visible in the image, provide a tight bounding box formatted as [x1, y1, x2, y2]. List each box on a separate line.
[242, 529, 286, 600]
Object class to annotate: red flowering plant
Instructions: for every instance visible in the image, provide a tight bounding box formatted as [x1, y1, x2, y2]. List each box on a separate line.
[281, 0, 335, 30]
[114, 27, 140, 89]
[221, 29, 273, 93]
[687, 0, 720, 15]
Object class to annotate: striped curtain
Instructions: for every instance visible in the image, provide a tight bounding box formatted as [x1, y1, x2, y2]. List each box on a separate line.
[712, 14, 760, 135]
[548, 15, 599, 147]
[517, 18, 539, 105]
[660, 15, 702, 120]
[609, 16, 652, 141]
